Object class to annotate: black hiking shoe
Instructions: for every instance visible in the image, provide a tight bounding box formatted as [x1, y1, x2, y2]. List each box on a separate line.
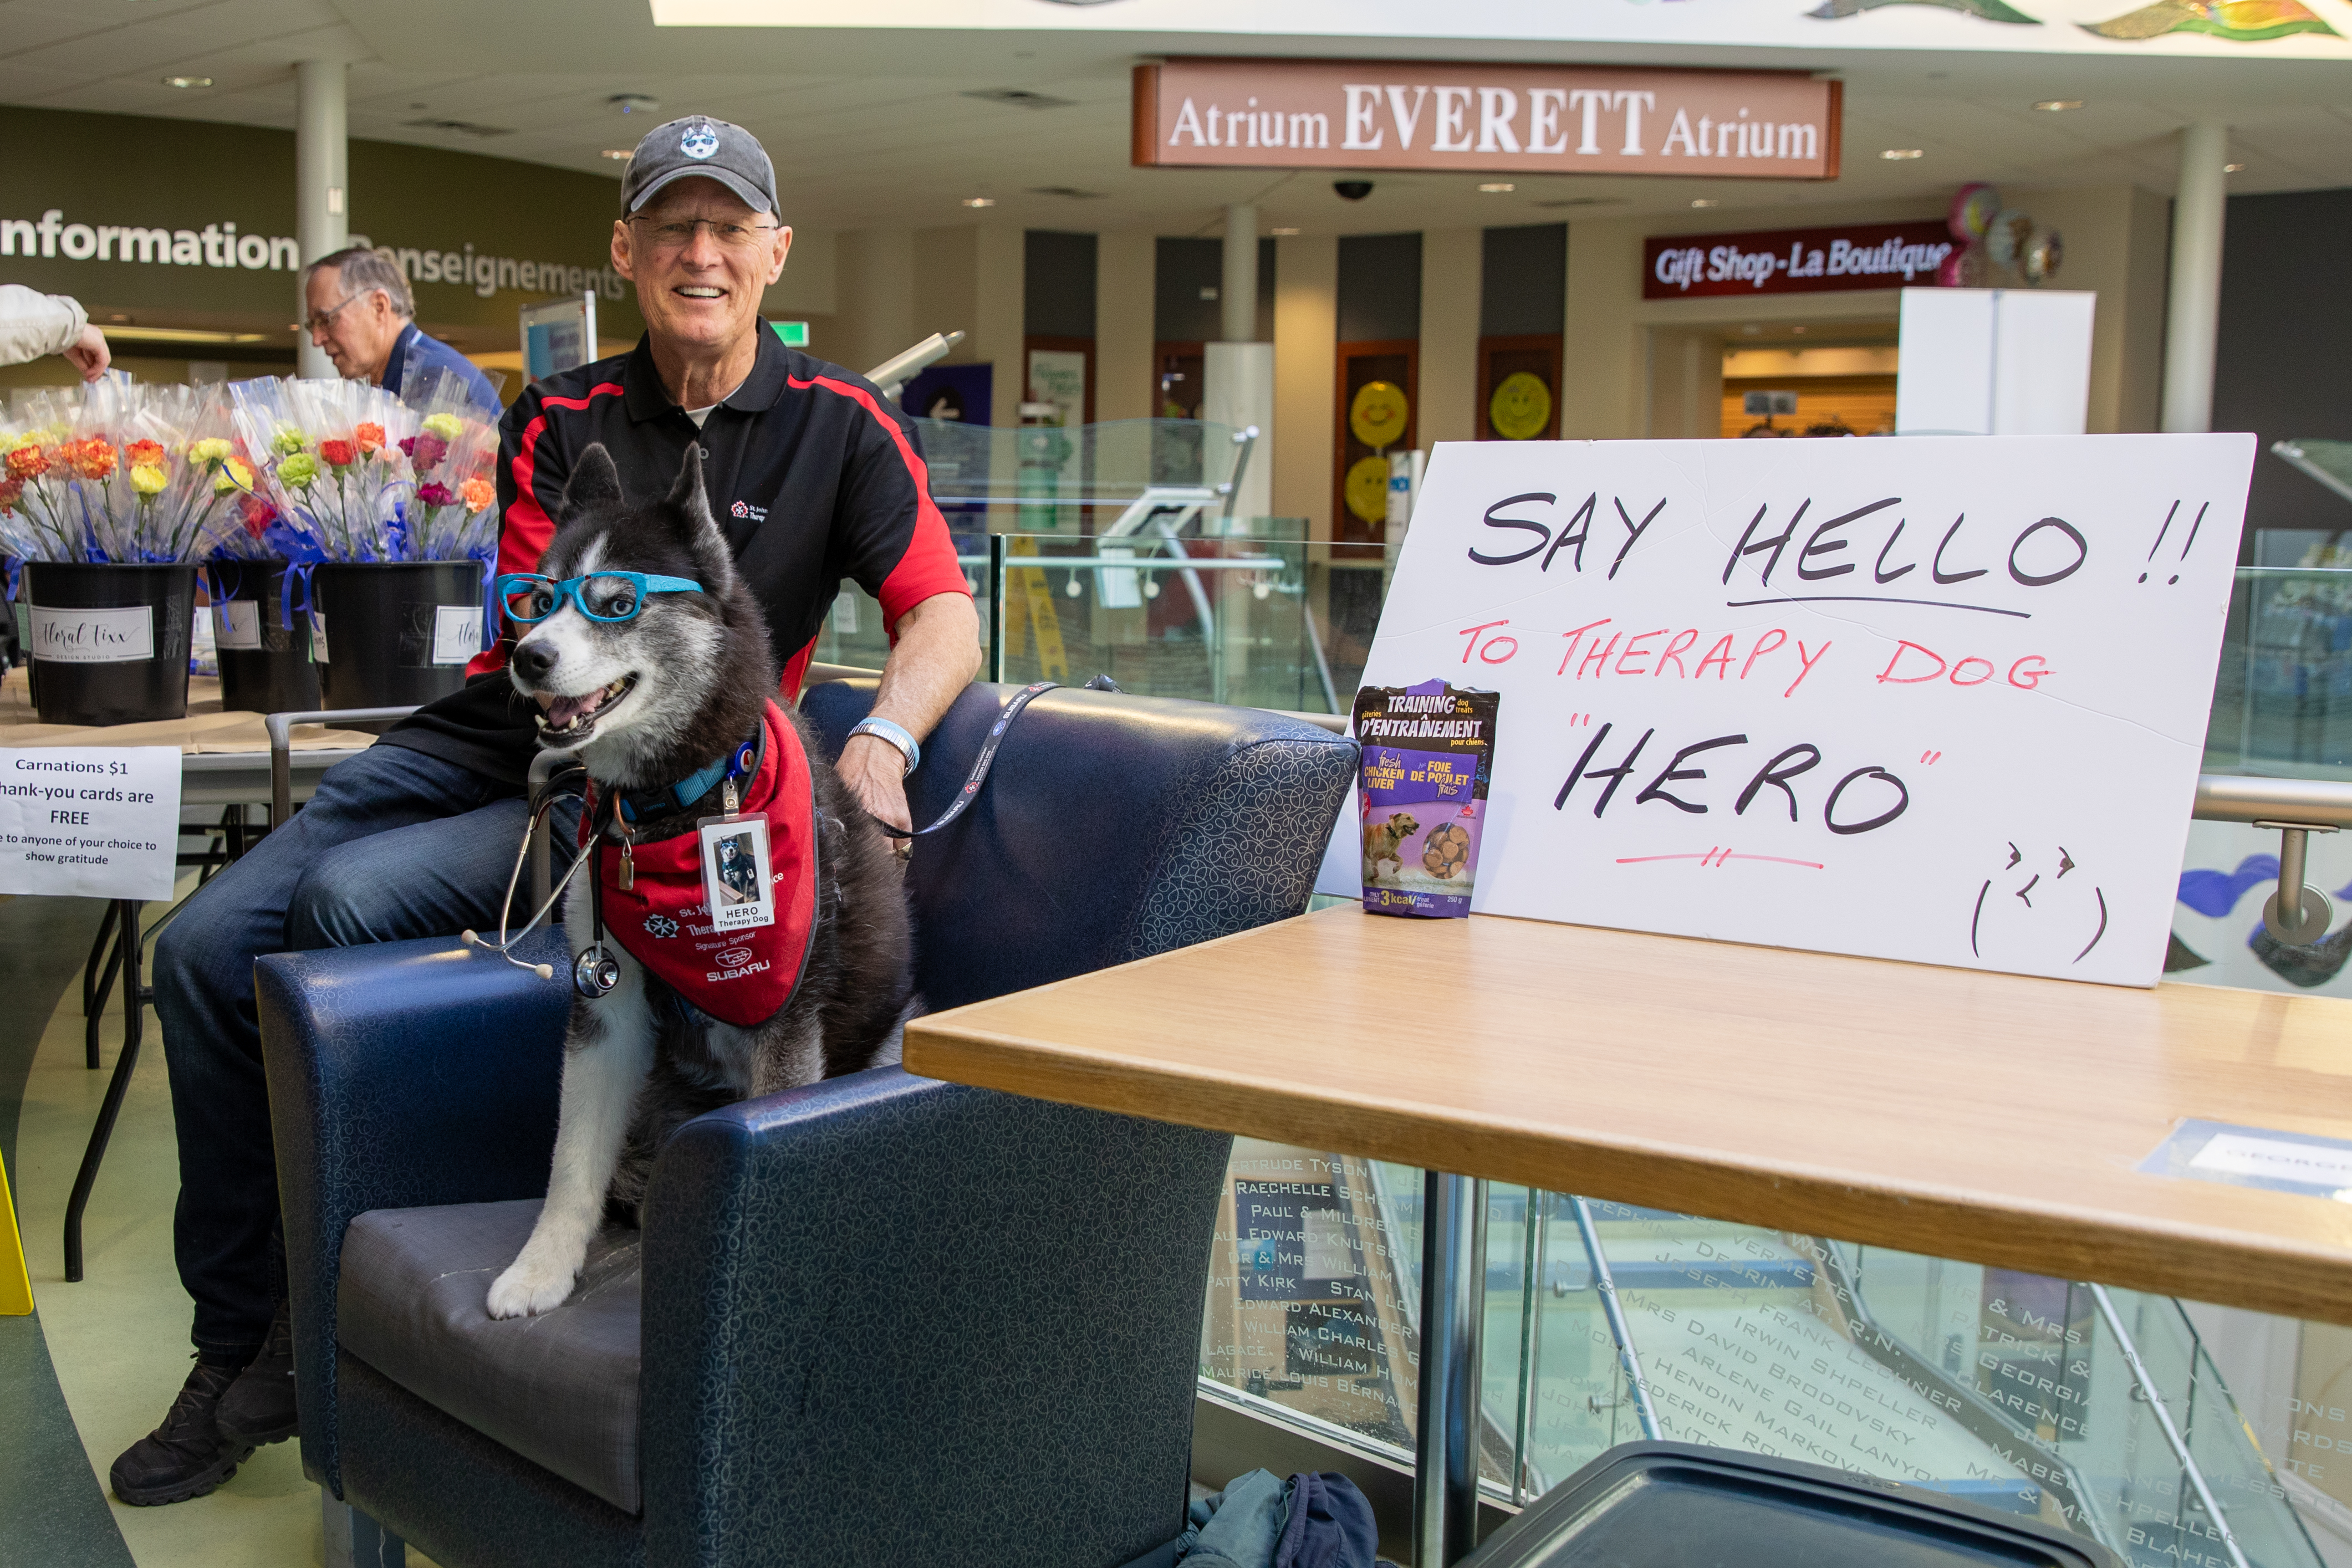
[216, 1302, 299, 1447]
[110, 1360, 255, 1506]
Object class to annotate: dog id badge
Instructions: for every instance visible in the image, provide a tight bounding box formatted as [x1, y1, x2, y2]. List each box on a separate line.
[697, 813, 777, 932]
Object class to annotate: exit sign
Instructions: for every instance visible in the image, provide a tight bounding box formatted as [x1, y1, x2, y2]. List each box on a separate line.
[771, 320, 810, 346]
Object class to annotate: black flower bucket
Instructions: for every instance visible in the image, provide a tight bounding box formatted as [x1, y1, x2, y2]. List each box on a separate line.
[309, 561, 488, 710]
[207, 559, 319, 714]
[22, 561, 197, 726]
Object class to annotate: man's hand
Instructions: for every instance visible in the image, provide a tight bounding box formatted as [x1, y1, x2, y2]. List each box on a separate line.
[836, 734, 912, 841]
[63, 324, 109, 382]
[832, 591, 982, 860]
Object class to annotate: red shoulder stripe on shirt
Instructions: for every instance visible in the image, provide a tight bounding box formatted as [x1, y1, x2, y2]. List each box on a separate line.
[466, 381, 626, 678]
[780, 634, 816, 702]
[785, 372, 971, 636]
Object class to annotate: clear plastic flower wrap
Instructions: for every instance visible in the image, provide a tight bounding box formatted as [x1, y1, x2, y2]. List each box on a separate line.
[0, 387, 84, 563]
[227, 377, 422, 563]
[397, 366, 502, 563]
[0, 380, 243, 563]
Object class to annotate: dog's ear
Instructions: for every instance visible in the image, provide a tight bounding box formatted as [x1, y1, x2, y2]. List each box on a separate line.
[664, 444, 738, 586]
[563, 443, 624, 516]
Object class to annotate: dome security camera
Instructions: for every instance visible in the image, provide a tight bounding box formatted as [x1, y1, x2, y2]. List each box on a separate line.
[1334, 180, 1375, 202]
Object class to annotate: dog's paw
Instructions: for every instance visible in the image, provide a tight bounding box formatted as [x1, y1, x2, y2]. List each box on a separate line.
[486, 1253, 579, 1319]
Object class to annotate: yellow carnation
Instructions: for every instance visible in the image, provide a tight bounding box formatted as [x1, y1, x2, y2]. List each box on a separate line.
[130, 463, 168, 496]
[216, 457, 253, 496]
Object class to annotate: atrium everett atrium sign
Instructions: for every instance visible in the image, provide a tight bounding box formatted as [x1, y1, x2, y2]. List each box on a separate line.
[1317, 435, 2254, 988]
[1133, 61, 1841, 178]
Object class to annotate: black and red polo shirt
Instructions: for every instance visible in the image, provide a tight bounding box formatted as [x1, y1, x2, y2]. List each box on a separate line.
[380, 324, 969, 785]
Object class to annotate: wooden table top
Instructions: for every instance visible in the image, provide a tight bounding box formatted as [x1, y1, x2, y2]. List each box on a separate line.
[1, 669, 379, 753]
[904, 905, 2352, 1326]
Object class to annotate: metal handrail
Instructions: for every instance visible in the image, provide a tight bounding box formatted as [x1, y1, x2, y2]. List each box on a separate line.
[1569, 1196, 1661, 1441]
[2090, 1284, 2254, 1568]
[1818, 1240, 2116, 1553]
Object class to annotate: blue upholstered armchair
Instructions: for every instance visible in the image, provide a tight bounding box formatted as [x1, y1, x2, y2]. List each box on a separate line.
[258, 681, 1357, 1568]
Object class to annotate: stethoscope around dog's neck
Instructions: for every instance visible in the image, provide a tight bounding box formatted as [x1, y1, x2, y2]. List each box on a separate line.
[462, 721, 767, 999]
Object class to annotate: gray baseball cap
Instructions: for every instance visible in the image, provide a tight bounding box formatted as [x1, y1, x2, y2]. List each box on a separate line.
[620, 116, 778, 216]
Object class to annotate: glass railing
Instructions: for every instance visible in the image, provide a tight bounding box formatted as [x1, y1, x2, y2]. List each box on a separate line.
[1200, 1173, 2324, 1566]
[811, 522, 1396, 718]
[912, 415, 1256, 512]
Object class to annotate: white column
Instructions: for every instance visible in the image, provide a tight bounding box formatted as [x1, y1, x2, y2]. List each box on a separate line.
[1221, 204, 1258, 344]
[295, 60, 349, 380]
[1207, 203, 1273, 528]
[2161, 120, 2228, 434]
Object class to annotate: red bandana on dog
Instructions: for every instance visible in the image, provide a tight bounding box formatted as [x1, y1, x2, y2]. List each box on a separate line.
[578, 700, 818, 1026]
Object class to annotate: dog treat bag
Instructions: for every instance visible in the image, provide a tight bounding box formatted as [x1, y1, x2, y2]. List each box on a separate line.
[1353, 679, 1500, 918]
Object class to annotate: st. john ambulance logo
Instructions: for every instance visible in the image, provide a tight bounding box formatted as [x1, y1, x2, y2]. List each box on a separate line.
[681, 121, 719, 160]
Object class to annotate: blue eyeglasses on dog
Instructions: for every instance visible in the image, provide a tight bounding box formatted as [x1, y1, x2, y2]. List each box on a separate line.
[497, 572, 703, 625]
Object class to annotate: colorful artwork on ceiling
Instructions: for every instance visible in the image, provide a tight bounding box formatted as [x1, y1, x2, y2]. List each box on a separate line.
[2083, 0, 2338, 39]
[1807, 0, 2336, 34]
[1810, 0, 2040, 24]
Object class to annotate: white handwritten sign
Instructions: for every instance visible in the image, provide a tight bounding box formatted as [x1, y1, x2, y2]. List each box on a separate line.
[0, 748, 183, 900]
[27, 604, 154, 663]
[1317, 435, 2254, 987]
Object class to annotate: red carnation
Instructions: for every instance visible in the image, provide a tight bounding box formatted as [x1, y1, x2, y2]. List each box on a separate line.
[319, 439, 355, 467]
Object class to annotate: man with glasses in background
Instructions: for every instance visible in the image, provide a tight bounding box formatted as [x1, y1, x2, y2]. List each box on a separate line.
[300, 244, 500, 407]
[112, 116, 978, 1506]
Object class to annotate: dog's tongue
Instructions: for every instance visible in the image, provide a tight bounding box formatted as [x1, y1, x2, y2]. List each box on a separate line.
[544, 688, 606, 730]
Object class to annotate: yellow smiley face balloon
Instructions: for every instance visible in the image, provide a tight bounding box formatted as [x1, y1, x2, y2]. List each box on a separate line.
[1488, 371, 1553, 441]
[1345, 455, 1392, 525]
[1349, 381, 1410, 452]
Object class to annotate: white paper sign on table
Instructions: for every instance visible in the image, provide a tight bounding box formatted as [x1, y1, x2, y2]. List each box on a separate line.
[1316, 434, 2255, 987]
[0, 748, 183, 900]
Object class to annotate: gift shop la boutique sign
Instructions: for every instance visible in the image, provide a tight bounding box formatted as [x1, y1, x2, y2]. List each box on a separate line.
[1133, 60, 1841, 179]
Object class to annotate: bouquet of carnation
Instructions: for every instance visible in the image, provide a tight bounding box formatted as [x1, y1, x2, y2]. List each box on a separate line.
[0, 388, 85, 563]
[0, 381, 248, 563]
[83, 381, 257, 563]
[396, 366, 500, 563]
[228, 377, 422, 562]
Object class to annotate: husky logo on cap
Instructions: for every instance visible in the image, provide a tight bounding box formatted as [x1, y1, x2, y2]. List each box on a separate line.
[680, 121, 720, 160]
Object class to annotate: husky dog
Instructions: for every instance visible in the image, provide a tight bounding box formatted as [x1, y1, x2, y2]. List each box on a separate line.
[486, 443, 911, 1319]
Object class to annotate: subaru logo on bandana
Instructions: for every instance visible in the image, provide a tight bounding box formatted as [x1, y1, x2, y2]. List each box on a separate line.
[680, 121, 720, 160]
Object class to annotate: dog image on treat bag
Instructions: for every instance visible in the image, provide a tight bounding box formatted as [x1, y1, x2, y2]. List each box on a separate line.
[484, 442, 911, 1320]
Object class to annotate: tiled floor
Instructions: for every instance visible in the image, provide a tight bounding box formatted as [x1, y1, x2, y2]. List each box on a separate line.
[2, 885, 440, 1568]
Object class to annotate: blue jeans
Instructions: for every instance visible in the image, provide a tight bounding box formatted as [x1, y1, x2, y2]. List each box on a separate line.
[154, 742, 573, 1358]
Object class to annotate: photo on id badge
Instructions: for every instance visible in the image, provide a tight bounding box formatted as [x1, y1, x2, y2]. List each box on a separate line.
[698, 816, 776, 932]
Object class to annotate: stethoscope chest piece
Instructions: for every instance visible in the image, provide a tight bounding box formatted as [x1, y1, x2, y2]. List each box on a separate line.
[573, 943, 620, 999]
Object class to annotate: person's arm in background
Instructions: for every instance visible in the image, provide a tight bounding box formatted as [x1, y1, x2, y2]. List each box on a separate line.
[0, 286, 108, 380]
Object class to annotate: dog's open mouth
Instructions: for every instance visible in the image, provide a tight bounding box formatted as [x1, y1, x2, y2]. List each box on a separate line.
[536, 675, 637, 740]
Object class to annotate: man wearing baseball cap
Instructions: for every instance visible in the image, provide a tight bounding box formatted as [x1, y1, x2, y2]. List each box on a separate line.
[114, 116, 977, 1505]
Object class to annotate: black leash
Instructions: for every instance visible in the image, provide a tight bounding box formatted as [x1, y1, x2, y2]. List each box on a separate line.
[873, 680, 1059, 840]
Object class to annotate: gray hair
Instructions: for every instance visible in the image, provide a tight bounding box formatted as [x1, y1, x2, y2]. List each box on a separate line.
[303, 246, 415, 319]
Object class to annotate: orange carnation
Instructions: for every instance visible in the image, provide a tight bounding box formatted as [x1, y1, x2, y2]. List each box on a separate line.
[73, 438, 119, 481]
[4, 445, 48, 481]
[459, 476, 495, 513]
[124, 438, 166, 468]
[354, 422, 385, 456]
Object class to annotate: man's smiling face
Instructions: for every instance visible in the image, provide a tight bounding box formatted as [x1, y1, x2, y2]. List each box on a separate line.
[613, 177, 792, 359]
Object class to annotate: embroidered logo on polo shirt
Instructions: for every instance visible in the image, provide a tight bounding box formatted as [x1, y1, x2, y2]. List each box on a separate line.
[643, 915, 679, 938]
[729, 500, 767, 523]
[681, 122, 720, 160]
